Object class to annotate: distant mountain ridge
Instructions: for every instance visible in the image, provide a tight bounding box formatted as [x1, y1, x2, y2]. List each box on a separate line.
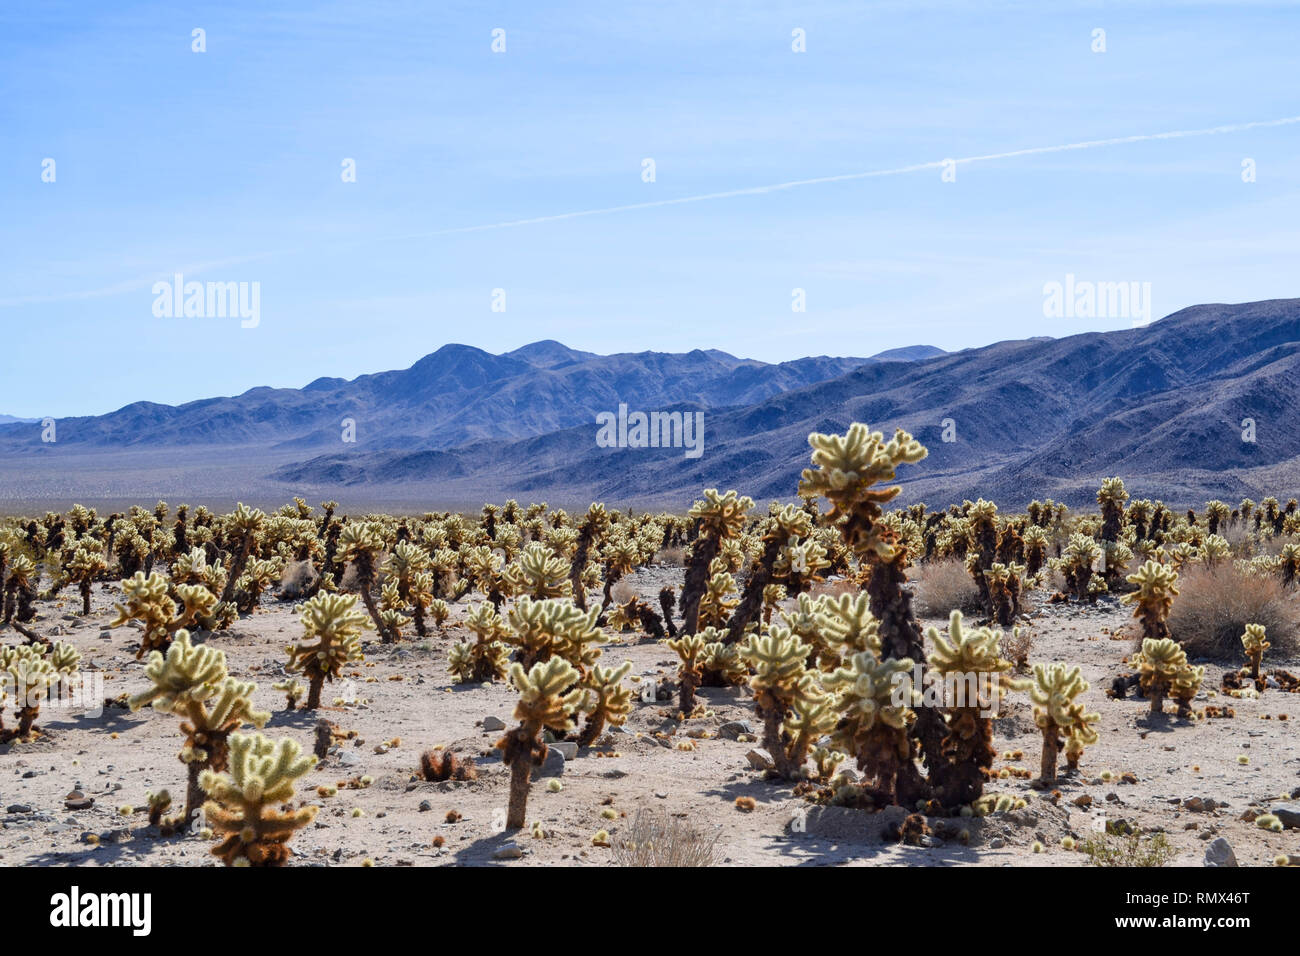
[268, 300, 1300, 508]
[7, 301, 1299, 511]
[1, 341, 931, 454]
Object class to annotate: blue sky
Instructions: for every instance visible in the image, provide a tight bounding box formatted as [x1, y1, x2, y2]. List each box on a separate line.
[2, 0, 1298, 417]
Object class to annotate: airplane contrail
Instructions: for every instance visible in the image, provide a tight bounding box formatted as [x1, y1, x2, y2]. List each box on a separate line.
[393, 114, 1300, 238]
[5, 113, 1298, 308]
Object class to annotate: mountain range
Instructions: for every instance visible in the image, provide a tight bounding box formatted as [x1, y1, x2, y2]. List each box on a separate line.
[2, 299, 1297, 511]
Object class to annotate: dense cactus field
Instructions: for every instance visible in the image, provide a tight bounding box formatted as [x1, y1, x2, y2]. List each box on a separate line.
[2, 423, 1298, 867]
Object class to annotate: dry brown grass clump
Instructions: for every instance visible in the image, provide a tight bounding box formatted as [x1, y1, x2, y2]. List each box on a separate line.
[1168, 564, 1299, 661]
[612, 808, 720, 866]
[277, 559, 318, 600]
[913, 558, 982, 617]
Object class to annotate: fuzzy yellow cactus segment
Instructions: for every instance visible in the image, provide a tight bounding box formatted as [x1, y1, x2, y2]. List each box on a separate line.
[130, 630, 270, 825]
[500, 658, 583, 829]
[799, 423, 928, 561]
[288, 592, 368, 709]
[782, 687, 839, 772]
[667, 632, 709, 714]
[504, 542, 573, 600]
[1241, 623, 1270, 681]
[576, 660, 633, 746]
[1123, 560, 1180, 642]
[1061, 701, 1100, 770]
[1130, 637, 1203, 716]
[448, 601, 510, 683]
[823, 649, 916, 800]
[699, 636, 748, 686]
[698, 564, 739, 629]
[200, 732, 318, 866]
[111, 571, 217, 659]
[815, 591, 882, 659]
[1029, 663, 1097, 782]
[505, 596, 604, 671]
[689, 489, 754, 540]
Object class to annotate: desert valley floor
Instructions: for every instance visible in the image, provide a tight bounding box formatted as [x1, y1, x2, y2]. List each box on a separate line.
[3, 566, 1297, 868]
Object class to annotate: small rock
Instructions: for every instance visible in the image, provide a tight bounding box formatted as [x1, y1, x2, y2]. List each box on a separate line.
[745, 748, 775, 771]
[718, 720, 754, 740]
[550, 742, 577, 760]
[418, 800, 432, 812]
[6, 805, 32, 814]
[482, 716, 506, 732]
[989, 837, 1006, 849]
[1269, 805, 1300, 829]
[493, 842, 524, 860]
[1204, 837, 1238, 867]
[532, 747, 565, 779]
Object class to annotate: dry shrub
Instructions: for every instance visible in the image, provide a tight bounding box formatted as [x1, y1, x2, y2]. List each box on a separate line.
[610, 579, 637, 604]
[1168, 563, 1300, 661]
[999, 626, 1034, 669]
[654, 547, 685, 567]
[810, 578, 857, 599]
[912, 559, 982, 617]
[612, 808, 720, 867]
[277, 559, 318, 600]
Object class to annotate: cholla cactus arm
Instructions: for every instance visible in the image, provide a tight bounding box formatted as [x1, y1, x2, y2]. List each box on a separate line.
[200, 732, 318, 866]
[815, 592, 882, 660]
[505, 597, 604, 672]
[288, 592, 369, 708]
[1063, 700, 1101, 770]
[0, 649, 57, 741]
[504, 542, 573, 600]
[128, 629, 228, 713]
[111, 571, 182, 658]
[1241, 623, 1270, 681]
[797, 423, 927, 563]
[500, 658, 583, 829]
[576, 660, 633, 746]
[1029, 663, 1094, 781]
[782, 687, 839, 772]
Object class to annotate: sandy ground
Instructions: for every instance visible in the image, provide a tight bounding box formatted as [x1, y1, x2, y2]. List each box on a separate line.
[2, 568, 1298, 868]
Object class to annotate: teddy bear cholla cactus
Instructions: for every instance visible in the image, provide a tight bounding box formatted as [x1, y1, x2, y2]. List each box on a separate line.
[499, 658, 583, 829]
[680, 489, 753, 635]
[1130, 638, 1204, 717]
[505, 597, 605, 672]
[62, 539, 107, 615]
[286, 592, 369, 708]
[823, 646, 916, 802]
[1241, 623, 1270, 683]
[925, 611, 1027, 804]
[448, 602, 511, 683]
[1030, 664, 1099, 782]
[1122, 560, 1179, 642]
[200, 732, 318, 866]
[575, 660, 633, 746]
[797, 422, 941, 804]
[130, 630, 270, 825]
[504, 542, 573, 600]
[0, 640, 81, 741]
[110, 570, 219, 659]
[335, 521, 391, 639]
[740, 629, 838, 780]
